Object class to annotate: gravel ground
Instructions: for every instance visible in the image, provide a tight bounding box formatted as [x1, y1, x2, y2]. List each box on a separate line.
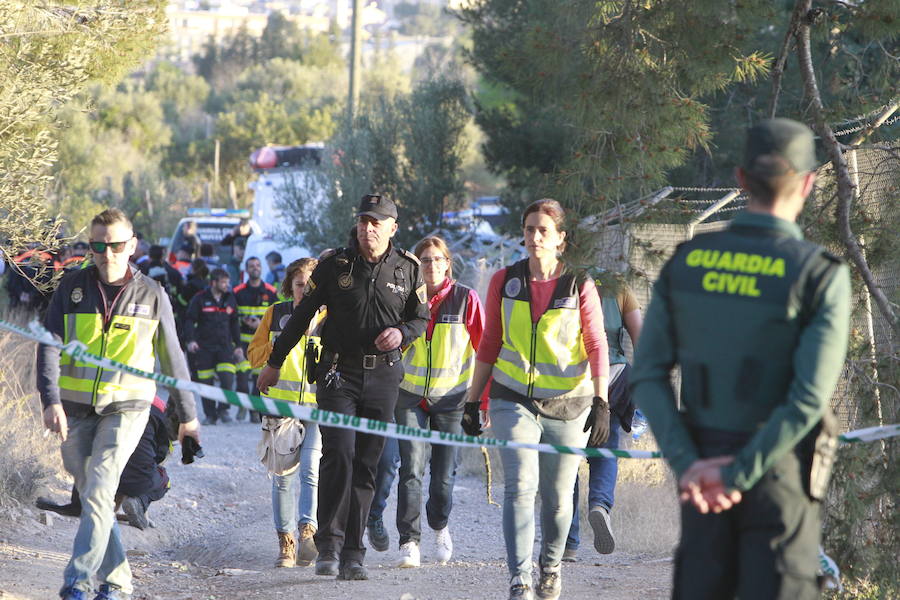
[0, 419, 674, 600]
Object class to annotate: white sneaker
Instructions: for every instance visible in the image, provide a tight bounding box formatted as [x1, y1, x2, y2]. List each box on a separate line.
[396, 541, 420, 568]
[433, 526, 453, 564]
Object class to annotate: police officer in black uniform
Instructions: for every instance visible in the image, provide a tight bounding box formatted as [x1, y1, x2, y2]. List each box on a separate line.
[258, 194, 429, 581]
[631, 119, 851, 599]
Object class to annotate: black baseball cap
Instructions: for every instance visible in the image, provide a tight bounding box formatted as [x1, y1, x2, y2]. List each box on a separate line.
[743, 118, 816, 177]
[357, 194, 398, 221]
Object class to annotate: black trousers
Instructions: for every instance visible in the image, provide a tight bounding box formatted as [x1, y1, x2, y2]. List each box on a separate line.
[194, 346, 236, 420]
[313, 358, 403, 565]
[674, 431, 822, 600]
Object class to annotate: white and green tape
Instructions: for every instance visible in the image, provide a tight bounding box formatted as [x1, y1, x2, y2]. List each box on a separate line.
[6, 319, 898, 459]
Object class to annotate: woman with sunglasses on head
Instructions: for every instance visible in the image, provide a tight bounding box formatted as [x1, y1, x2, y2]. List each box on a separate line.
[461, 199, 609, 600]
[248, 258, 326, 570]
[392, 236, 487, 569]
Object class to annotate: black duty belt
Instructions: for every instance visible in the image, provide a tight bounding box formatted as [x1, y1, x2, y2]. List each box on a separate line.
[321, 349, 402, 370]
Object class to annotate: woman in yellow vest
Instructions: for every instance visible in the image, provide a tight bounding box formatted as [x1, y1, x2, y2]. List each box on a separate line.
[248, 258, 324, 570]
[392, 236, 487, 569]
[462, 199, 610, 600]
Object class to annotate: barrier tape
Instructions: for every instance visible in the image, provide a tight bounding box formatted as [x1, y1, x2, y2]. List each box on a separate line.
[6, 319, 898, 459]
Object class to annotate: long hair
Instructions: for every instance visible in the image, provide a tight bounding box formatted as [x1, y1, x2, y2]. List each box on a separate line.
[413, 236, 453, 279]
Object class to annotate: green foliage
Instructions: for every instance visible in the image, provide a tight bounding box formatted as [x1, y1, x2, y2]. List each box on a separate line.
[0, 0, 166, 282]
[278, 78, 472, 252]
[459, 0, 781, 258]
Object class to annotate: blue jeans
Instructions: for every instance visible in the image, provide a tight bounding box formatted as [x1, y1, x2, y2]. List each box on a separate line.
[273, 422, 323, 532]
[395, 406, 462, 545]
[59, 409, 150, 595]
[565, 423, 621, 549]
[490, 398, 589, 582]
[367, 435, 399, 523]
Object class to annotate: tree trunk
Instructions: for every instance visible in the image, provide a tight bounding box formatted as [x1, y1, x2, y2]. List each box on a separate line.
[793, 0, 899, 335]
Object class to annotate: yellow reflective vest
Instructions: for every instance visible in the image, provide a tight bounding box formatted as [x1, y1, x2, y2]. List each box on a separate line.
[56, 268, 163, 410]
[262, 301, 324, 405]
[400, 283, 475, 400]
[492, 260, 592, 399]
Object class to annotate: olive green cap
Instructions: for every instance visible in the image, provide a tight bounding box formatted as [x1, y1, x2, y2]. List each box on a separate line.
[743, 118, 816, 177]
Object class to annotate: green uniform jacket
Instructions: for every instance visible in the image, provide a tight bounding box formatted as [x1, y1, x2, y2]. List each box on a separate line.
[630, 212, 851, 491]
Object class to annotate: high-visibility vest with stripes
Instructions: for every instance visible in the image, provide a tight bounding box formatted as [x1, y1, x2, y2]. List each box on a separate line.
[57, 266, 163, 411]
[400, 283, 475, 399]
[601, 295, 628, 366]
[263, 301, 324, 405]
[492, 259, 592, 399]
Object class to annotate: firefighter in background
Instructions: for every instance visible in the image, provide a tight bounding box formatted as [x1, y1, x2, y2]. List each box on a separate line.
[249, 258, 325, 569]
[184, 267, 242, 425]
[233, 256, 278, 422]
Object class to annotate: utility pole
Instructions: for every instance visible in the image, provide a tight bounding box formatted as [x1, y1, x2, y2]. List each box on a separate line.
[348, 0, 362, 119]
[213, 138, 221, 200]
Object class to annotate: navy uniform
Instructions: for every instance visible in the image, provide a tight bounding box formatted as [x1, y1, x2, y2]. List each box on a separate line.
[184, 286, 241, 423]
[267, 195, 429, 577]
[631, 119, 851, 599]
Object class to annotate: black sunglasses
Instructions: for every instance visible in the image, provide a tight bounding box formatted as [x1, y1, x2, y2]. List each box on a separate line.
[89, 239, 132, 253]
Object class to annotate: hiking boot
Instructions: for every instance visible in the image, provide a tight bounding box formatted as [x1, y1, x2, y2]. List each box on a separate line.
[508, 577, 534, 600]
[250, 411, 262, 423]
[201, 417, 217, 426]
[561, 547, 578, 562]
[315, 554, 339, 576]
[219, 412, 234, 424]
[120, 496, 149, 530]
[337, 562, 368, 580]
[588, 505, 615, 554]
[396, 541, 420, 568]
[296, 523, 318, 566]
[60, 588, 88, 600]
[366, 517, 389, 552]
[93, 584, 129, 600]
[275, 531, 296, 568]
[535, 564, 561, 600]
[433, 526, 452, 564]
[236, 407, 248, 421]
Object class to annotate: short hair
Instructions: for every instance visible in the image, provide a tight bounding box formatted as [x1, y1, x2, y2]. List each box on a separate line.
[266, 251, 282, 264]
[414, 236, 453, 278]
[148, 244, 164, 261]
[91, 208, 133, 231]
[190, 258, 209, 280]
[209, 267, 229, 282]
[200, 243, 215, 257]
[522, 198, 568, 253]
[741, 165, 807, 207]
[282, 258, 318, 298]
[246, 256, 261, 266]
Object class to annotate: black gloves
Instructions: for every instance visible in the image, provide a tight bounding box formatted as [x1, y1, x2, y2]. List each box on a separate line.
[461, 402, 483, 437]
[584, 396, 610, 447]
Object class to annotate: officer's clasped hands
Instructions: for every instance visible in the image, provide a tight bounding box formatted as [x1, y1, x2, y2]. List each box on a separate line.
[374, 326, 402, 352]
[678, 456, 743, 514]
[584, 395, 611, 447]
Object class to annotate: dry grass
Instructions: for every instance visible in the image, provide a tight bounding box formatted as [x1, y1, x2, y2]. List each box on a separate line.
[0, 326, 63, 512]
[459, 429, 680, 556]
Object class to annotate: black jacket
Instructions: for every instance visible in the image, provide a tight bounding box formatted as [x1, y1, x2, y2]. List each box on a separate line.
[268, 244, 430, 366]
[184, 287, 241, 350]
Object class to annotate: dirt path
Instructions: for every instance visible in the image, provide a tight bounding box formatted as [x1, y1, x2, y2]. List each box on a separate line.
[0, 421, 673, 600]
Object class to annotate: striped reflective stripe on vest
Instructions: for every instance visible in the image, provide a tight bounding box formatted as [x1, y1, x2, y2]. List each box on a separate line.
[492, 260, 592, 399]
[400, 284, 474, 398]
[58, 284, 160, 409]
[263, 301, 323, 405]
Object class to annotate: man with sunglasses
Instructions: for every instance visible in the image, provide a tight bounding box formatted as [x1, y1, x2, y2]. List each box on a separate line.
[37, 208, 200, 600]
[257, 194, 430, 581]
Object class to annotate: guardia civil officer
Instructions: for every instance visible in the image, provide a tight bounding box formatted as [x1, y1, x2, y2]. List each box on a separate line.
[631, 118, 851, 599]
[257, 194, 430, 581]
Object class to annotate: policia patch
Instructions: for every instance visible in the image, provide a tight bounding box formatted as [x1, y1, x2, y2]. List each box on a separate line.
[338, 272, 353, 289]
